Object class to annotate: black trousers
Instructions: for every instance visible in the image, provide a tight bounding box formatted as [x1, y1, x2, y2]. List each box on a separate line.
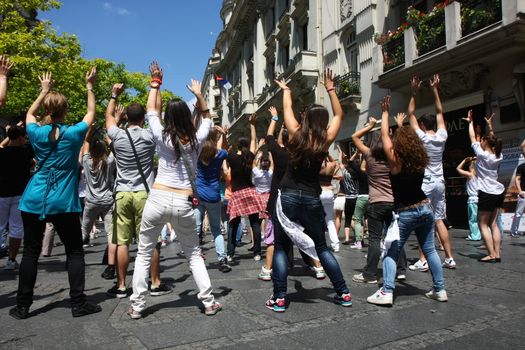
[17, 212, 86, 308]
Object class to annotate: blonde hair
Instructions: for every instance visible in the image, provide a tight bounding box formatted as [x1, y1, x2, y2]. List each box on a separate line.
[43, 92, 68, 120]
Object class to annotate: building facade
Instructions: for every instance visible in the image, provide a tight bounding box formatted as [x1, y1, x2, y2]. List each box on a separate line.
[201, 0, 525, 227]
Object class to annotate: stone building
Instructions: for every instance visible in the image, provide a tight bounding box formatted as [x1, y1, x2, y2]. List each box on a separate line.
[201, 0, 525, 226]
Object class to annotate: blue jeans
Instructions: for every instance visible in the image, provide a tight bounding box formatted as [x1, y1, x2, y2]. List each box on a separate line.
[195, 201, 226, 261]
[383, 204, 445, 293]
[272, 190, 349, 298]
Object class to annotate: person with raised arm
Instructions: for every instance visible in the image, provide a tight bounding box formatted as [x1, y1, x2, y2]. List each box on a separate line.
[367, 96, 447, 306]
[0, 55, 14, 108]
[128, 62, 220, 319]
[456, 157, 481, 241]
[266, 69, 351, 312]
[10, 68, 102, 319]
[408, 75, 456, 271]
[465, 110, 504, 262]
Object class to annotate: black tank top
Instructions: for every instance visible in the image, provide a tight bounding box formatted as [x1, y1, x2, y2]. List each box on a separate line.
[389, 171, 427, 209]
[280, 155, 325, 195]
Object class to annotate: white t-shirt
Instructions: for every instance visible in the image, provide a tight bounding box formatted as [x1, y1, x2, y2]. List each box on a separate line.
[146, 111, 212, 189]
[416, 128, 447, 178]
[466, 176, 479, 203]
[252, 167, 273, 194]
[472, 142, 504, 195]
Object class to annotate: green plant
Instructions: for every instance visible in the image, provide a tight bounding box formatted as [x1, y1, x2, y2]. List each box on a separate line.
[461, 0, 502, 36]
[406, 3, 447, 55]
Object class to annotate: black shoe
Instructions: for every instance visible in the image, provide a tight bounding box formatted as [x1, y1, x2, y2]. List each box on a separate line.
[150, 283, 173, 296]
[9, 306, 29, 320]
[107, 285, 128, 298]
[71, 302, 102, 317]
[101, 266, 116, 280]
[219, 259, 232, 273]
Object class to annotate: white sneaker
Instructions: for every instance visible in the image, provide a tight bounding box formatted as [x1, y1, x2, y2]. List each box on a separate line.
[258, 266, 272, 281]
[312, 266, 326, 279]
[352, 272, 378, 284]
[254, 255, 261, 261]
[350, 241, 362, 249]
[367, 288, 393, 306]
[226, 255, 233, 263]
[425, 289, 448, 302]
[442, 258, 456, 269]
[396, 274, 406, 281]
[409, 259, 428, 272]
[4, 259, 19, 270]
[332, 243, 340, 253]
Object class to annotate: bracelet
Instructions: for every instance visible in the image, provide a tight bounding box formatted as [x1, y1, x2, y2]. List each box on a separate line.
[87, 87, 94, 91]
[411, 91, 417, 97]
[272, 116, 279, 121]
[200, 109, 210, 113]
[110, 94, 117, 99]
[326, 87, 335, 93]
[151, 77, 163, 85]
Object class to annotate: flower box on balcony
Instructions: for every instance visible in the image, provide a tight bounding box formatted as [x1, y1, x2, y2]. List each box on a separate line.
[461, 0, 502, 37]
[375, 25, 406, 71]
[407, 2, 448, 56]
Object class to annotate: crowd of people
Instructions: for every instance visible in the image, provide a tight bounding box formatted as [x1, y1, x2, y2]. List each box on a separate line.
[0, 53, 521, 320]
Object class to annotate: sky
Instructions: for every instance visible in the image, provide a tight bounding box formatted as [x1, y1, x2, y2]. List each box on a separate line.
[44, 0, 223, 101]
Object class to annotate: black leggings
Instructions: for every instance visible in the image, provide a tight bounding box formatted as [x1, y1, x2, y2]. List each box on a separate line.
[227, 213, 262, 256]
[344, 197, 357, 229]
[17, 212, 86, 308]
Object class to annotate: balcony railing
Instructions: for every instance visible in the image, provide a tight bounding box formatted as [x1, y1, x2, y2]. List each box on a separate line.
[334, 72, 360, 99]
[415, 9, 446, 55]
[461, 0, 502, 37]
[382, 35, 405, 71]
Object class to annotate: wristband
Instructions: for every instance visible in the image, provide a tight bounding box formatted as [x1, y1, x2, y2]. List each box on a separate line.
[272, 116, 279, 121]
[411, 91, 417, 97]
[326, 87, 335, 93]
[151, 77, 163, 85]
[110, 94, 117, 99]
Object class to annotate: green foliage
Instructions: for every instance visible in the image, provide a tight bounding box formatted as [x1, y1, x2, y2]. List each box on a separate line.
[337, 79, 360, 98]
[461, 0, 502, 37]
[407, 4, 446, 56]
[0, 0, 179, 124]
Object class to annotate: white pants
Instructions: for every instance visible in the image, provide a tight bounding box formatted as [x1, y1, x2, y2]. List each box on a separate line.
[320, 189, 340, 249]
[130, 189, 215, 312]
[0, 196, 24, 248]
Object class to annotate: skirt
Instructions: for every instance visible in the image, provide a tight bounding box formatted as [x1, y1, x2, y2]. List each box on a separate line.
[227, 187, 268, 220]
[334, 196, 346, 211]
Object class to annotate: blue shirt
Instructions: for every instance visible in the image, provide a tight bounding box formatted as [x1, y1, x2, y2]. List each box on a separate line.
[19, 121, 89, 219]
[196, 149, 227, 203]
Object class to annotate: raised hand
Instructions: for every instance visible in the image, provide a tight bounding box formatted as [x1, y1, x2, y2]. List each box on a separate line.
[268, 106, 278, 117]
[0, 55, 14, 76]
[248, 113, 257, 125]
[429, 74, 440, 89]
[112, 83, 125, 97]
[274, 79, 289, 91]
[321, 68, 335, 91]
[394, 112, 406, 127]
[214, 125, 226, 134]
[149, 61, 163, 89]
[86, 67, 97, 88]
[367, 116, 377, 128]
[411, 76, 422, 94]
[39, 72, 53, 93]
[484, 112, 495, 126]
[462, 109, 474, 123]
[115, 104, 125, 120]
[381, 95, 391, 112]
[186, 79, 202, 96]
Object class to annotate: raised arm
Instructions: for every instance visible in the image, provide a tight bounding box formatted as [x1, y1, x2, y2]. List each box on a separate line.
[380, 96, 398, 170]
[456, 157, 474, 178]
[114, 104, 126, 127]
[464, 110, 477, 144]
[351, 119, 375, 155]
[337, 144, 346, 170]
[147, 61, 163, 115]
[83, 67, 97, 126]
[274, 79, 299, 137]
[430, 74, 445, 130]
[248, 113, 257, 154]
[27, 72, 53, 125]
[277, 126, 285, 146]
[485, 113, 495, 136]
[0, 55, 14, 107]
[81, 124, 96, 157]
[408, 76, 422, 131]
[323, 69, 344, 145]
[105, 83, 124, 131]
[267, 106, 279, 136]
[187, 79, 211, 120]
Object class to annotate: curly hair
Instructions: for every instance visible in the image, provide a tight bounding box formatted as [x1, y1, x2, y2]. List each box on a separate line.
[393, 126, 428, 175]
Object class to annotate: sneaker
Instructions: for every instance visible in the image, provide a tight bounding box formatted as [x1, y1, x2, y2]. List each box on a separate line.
[442, 258, 456, 269]
[161, 240, 168, 247]
[107, 285, 128, 298]
[367, 288, 393, 306]
[82, 238, 93, 248]
[205, 302, 222, 316]
[396, 274, 406, 281]
[127, 307, 142, 319]
[254, 255, 261, 261]
[150, 283, 173, 296]
[312, 266, 326, 280]
[226, 255, 233, 263]
[101, 266, 116, 280]
[258, 266, 272, 281]
[219, 259, 232, 273]
[334, 293, 353, 307]
[265, 295, 286, 312]
[408, 259, 429, 272]
[332, 244, 340, 253]
[350, 241, 362, 250]
[4, 259, 19, 270]
[9, 305, 29, 320]
[71, 302, 102, 317]
[352, 273, 377, 284]
[425, 289, 448, 302]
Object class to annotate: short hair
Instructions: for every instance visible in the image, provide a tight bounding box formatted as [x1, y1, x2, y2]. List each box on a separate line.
[43, 92, 68, 120]
[418, 114, 437, 131]
[7, 125, 26, 140]
[126, 103, 145, 124]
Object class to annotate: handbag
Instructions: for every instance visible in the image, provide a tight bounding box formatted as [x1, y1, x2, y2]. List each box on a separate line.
[175, 136, 199, 208]
[381, 212, 400, 259]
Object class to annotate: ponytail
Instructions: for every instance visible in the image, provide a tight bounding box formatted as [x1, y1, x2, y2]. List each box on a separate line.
[484, 134, 502, 158]
[236, 137, 253, 170]
[495, 138, 502, 158]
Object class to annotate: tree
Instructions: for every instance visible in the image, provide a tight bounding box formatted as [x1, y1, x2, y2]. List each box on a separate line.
[0, 0, 178, 124]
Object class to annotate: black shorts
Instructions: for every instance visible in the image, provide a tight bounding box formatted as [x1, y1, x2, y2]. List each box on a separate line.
[477, 190, 505, 212]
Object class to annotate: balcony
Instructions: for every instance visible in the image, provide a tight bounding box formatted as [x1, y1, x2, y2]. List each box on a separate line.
[334, 71, 361, 102]
[374, 0, 524, 89]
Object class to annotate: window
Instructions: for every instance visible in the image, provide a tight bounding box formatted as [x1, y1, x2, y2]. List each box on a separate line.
[214, 95, 221, 109]
[302, 22, 308, 50]
[500, 103, 521, 124]
[345, 29, 358, 72]
[282, 43, 290, 69]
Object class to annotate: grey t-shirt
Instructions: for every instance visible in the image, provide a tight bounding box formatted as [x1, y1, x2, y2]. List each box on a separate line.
[364, 150, 393, 204]
[108, 125, 155, 192]
[82, 153, 116, 205]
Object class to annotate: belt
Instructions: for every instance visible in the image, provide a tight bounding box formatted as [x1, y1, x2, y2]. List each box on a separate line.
[397, 198, 430, 213]
[281, 188, 319, 196]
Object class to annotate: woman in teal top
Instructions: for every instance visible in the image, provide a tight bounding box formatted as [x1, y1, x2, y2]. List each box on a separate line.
[10, 69, 102, 320]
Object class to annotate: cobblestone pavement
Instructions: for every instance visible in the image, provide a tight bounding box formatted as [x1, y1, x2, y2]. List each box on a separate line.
[1, 228, 524, 349]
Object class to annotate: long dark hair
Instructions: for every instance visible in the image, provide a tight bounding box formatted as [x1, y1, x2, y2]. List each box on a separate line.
[199, 128, 220, 166]
[483, 134, 502, 158]
[288, 104, 329, 168]
[90, 139, 108, 175]
[162, 99, 197, 159]
[367, 130, 387, 162]
[235, 136, 252, 170]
